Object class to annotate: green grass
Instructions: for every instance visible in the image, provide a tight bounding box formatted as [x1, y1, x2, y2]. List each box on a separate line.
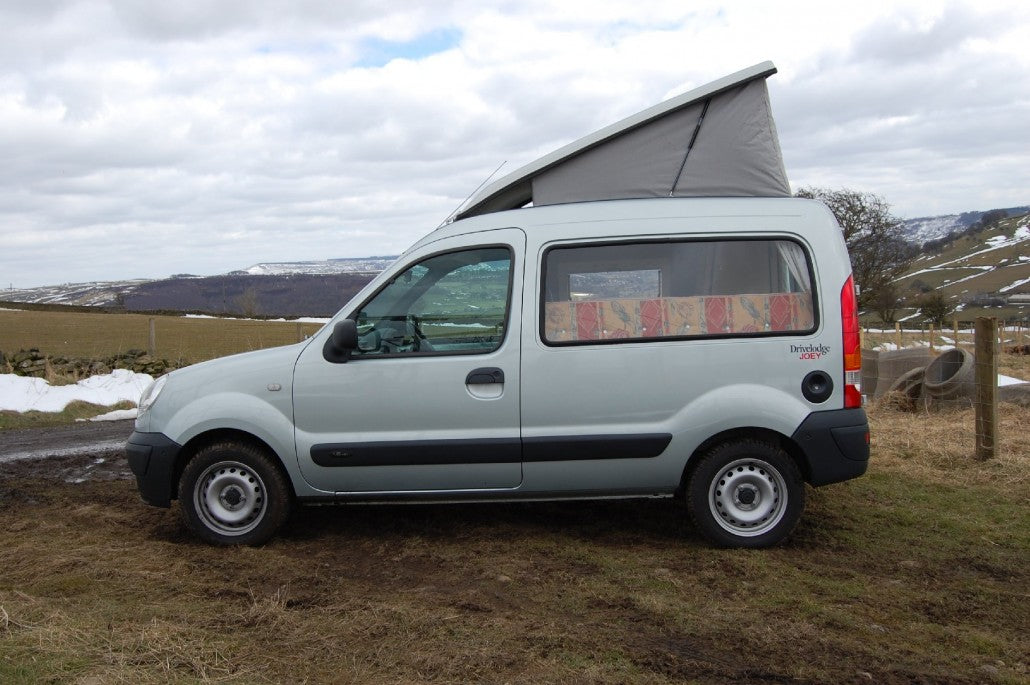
[0, 309, 324, 364]
[0, 400, 135, 431]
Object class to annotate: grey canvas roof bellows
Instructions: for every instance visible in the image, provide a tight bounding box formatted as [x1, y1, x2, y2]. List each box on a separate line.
[453, 61, 789, 222]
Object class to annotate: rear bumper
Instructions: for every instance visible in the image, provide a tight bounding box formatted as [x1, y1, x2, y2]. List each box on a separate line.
[791, 408, 870, 486]
[126, 431, 182, 508]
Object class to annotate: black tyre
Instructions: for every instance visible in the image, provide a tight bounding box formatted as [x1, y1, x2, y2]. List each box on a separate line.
[686, 440, 804, 548]
[178, 441, 291, 546]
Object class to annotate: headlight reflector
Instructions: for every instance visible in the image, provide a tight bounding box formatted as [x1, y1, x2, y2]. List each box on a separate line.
[138, 375, 168, 414]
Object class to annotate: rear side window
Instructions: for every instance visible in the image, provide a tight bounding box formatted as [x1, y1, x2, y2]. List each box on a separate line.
[542, 239, 815, 344]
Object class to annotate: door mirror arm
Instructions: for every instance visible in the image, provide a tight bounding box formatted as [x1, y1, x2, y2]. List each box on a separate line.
[323, 319, 358, 363]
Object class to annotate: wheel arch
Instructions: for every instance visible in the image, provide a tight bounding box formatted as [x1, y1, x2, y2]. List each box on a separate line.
[676, 426, 810, 497]
[174, 429, 293, 501]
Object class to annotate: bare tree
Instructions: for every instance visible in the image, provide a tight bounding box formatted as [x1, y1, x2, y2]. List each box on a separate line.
[918, 291, 951, 327]
[234, 287, 261, 317]
[870, 281, 901, 324]
[795, 187, 915, 315]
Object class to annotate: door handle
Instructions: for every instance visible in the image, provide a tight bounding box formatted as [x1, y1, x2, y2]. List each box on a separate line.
[466, 367, 505, 385]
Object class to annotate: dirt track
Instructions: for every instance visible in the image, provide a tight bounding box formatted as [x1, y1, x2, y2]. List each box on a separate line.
[0, 419, 134, 481]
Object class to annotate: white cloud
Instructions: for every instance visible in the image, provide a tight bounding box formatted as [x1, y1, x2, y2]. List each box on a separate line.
[0, 0, 1028, 287]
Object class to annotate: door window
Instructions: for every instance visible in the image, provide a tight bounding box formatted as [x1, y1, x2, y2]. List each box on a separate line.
[353, 247, 512, 356]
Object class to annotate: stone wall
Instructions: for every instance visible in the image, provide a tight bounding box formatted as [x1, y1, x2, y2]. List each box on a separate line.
[0, 348, 185, 379]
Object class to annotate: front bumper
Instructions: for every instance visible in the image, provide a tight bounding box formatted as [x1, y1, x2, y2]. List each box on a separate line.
[126, 431, 183, 508]
[791, 408, 870, 486]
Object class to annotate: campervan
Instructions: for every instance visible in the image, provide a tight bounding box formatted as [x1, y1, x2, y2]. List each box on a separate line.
[127, 62, 869, 547]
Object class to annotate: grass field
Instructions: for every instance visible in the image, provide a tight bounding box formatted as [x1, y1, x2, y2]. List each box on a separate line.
[0, 400, 136, 431]
[0, 404, 1028, 684]
[0, 309, 325, 364]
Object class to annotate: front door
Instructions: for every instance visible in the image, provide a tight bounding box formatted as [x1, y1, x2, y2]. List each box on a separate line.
[292, 228, 525, 493]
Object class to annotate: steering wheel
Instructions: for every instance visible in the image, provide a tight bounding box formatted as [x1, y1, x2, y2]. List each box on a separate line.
[363, 316, 433, 354]
[406, 314, 434, 352]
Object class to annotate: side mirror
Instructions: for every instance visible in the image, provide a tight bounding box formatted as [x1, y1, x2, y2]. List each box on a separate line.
[322, 319, 358, 363]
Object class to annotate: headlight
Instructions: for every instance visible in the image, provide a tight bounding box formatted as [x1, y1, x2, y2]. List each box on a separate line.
[138, 375, 168, 414]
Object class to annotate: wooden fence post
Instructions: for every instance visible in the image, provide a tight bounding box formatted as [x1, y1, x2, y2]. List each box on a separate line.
[296, 322, 304, 342]
[953, 318, 959, 348]
[148, 318, 156, 357]
[895, 322, 902, 350]
[974, 317, 998, 461]
[928, 324, 935, 353]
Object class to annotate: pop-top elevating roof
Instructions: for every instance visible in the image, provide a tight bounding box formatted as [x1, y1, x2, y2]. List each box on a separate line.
[452, 61, 789, 222]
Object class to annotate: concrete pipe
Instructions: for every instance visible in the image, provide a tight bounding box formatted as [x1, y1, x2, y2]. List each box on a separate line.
[922, 348, 975, 402]
[874, 348, 933, 399]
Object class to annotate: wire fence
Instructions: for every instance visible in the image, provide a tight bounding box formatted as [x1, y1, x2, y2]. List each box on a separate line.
[862, 319, 1030, 353]
[861, 318, 1030, 462]
[3, 308, 1027, 461]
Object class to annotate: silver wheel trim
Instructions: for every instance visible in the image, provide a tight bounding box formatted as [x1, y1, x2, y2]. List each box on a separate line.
[193, 460, 266, 536]
[708, 457, 787, 537]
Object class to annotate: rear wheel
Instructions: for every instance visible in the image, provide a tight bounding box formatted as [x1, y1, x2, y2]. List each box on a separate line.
[178, 441, 291, 546]
[686, 440, 804, 548]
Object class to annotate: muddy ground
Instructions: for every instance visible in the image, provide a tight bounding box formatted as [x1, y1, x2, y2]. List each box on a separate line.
[0, 420, 133, 485]
[1, 420, 1027, 683]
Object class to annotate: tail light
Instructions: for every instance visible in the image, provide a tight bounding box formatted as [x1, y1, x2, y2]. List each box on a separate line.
[841, 275, 862, 408]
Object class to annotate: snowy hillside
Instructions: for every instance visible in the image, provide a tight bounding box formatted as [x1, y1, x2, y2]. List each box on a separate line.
[243, 256, 397, 276]
[892, 213, 1030, 321]
[902, 205, 1030, 244]
[2, 257, 396, 310]
[2, 280, 150, 307]
[902, 215, 963, 244]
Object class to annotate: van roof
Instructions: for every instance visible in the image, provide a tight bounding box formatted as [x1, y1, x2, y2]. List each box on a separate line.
[452, 61, 789, 222]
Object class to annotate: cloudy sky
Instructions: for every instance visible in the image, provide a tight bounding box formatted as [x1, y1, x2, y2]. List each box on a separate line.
[1, 0, 1028, 288]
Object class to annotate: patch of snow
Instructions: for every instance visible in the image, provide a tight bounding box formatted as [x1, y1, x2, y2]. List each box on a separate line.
[265, 317, 331, 324]
[999, 375, 1026, 387]
[0, 369, 152, 413]
[78, 408, 139, 422]
[183, 314, 330, 324]
[999, 276, 1030, 293]
[871, 341, 932, 351]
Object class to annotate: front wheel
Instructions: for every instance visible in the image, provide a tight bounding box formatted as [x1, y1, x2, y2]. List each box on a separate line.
[178, 441, 291, 546]
[686, 440, 804, 548]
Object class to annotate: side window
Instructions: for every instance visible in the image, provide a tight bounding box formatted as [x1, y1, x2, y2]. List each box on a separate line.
[353, 247, 512, 356]
[542, 239, 815, 343]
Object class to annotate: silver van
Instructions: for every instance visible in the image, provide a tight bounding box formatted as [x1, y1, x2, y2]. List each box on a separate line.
[127, 63, 869, 548]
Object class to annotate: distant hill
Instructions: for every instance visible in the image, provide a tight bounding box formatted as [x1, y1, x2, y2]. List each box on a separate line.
[902, 206, 1030, 244]
[240, 256, 398, 276]
[5, 205, 1030, 321]
[1, 257, 397, 317]
[890, 211, 1030, 322]
[123, 272, 375, 317]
